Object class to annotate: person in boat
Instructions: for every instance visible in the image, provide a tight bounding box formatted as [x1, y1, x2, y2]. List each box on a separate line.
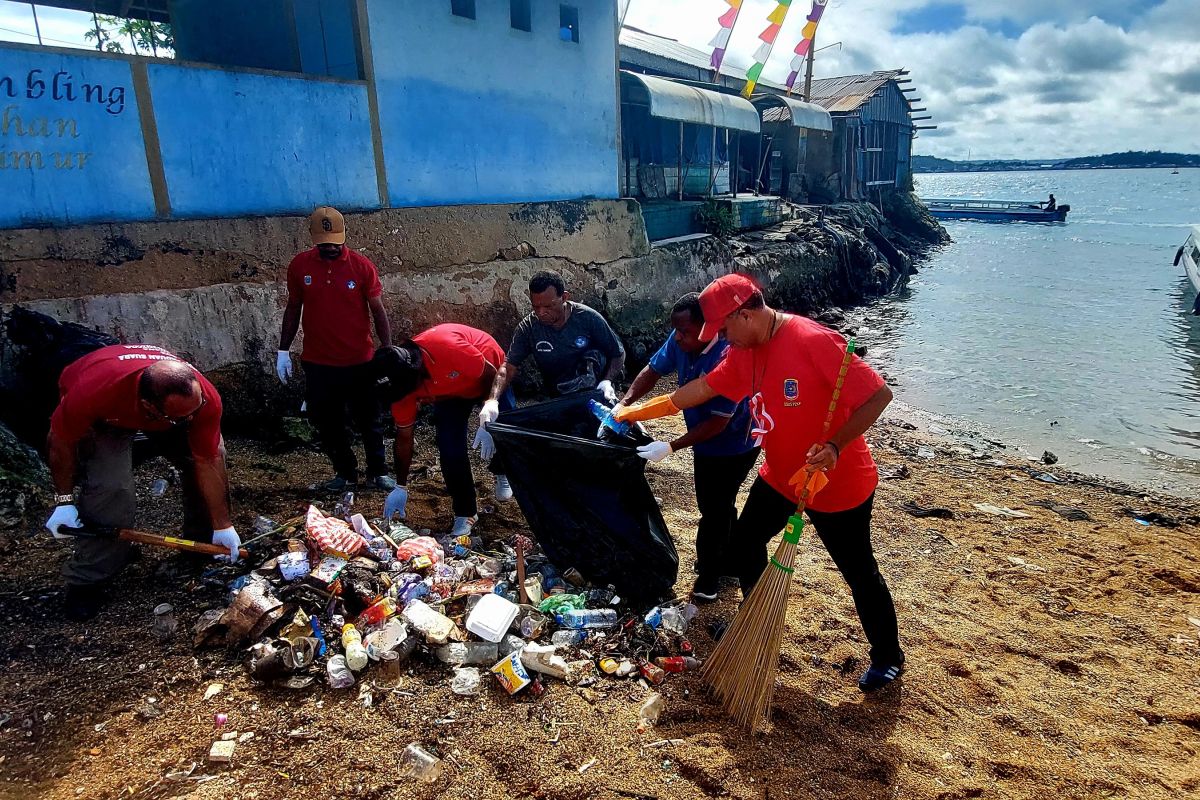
[1042, 194, 1057, 212]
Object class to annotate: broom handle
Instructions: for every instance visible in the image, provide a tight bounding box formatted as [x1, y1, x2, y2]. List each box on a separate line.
[791, 337, 857, 519]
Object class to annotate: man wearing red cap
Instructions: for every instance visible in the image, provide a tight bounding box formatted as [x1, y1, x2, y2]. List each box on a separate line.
[277, 206, 396, 493]
[615, 273, 904, 692]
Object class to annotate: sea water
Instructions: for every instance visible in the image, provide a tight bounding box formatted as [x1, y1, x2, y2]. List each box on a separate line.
[862, 167, 1200, 494]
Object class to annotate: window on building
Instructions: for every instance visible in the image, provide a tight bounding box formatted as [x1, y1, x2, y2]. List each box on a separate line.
[452, 0, 476, 20]
[511, 0, 532, 31]
[559, 5, 578, 42]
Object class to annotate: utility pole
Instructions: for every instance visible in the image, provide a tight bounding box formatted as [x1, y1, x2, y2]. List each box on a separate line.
[29, 3, 42, 45]
[803, 31, 815, 100]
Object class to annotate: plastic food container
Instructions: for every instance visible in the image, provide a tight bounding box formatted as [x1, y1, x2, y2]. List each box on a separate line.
[465, 593, 519, 642]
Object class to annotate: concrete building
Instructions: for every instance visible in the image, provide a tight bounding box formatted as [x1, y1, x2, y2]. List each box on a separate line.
[0, 0, 619, 227]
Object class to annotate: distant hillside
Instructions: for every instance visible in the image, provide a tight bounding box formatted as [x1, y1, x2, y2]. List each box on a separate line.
[914, 150, 1200, 173]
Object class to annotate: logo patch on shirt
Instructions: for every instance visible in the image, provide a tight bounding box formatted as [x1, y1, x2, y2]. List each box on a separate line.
[304, 275, 312, 285]
[536, 340, 555, 353]
[783, 378, 801, 407]
[574, 336, 589, 349]
[447, 370, 460, 380]
[347, 280, 357, 290]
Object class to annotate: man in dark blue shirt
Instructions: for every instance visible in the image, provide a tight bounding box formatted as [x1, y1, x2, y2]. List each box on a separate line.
[615, 293, 759, 602]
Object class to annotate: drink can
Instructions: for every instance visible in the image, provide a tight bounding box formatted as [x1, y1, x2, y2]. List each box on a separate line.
[490, 650, 531, 695]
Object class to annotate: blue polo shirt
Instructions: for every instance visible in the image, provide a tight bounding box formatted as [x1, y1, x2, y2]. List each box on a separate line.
[648, 336, 755, 458]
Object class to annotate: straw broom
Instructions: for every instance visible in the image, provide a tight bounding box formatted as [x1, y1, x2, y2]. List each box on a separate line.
[701, 338, 856, 734]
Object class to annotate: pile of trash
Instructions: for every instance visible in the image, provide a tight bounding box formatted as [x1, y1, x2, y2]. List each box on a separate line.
[191, 494, 698, 716]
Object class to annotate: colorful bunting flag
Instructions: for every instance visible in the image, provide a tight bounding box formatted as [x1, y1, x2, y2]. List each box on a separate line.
[741, 0, 794, 98]
[708, 0, 744, 73]
[786, 0, 830, 92]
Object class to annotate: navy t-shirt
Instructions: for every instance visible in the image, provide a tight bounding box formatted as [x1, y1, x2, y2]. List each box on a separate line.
[648, 336, 755, 457]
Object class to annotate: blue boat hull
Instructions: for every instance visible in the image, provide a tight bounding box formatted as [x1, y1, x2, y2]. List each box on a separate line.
[928, 206, 1069, 222]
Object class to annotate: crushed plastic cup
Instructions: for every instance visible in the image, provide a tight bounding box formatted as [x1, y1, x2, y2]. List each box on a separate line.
[450, 667, 482, 696]
[399, 743, 444, 784]
[491, 650, 532, 695]
[638, 692, 665, 732]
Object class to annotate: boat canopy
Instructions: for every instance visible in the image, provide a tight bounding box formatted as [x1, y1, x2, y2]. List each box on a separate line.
[619, 71, 761, 133]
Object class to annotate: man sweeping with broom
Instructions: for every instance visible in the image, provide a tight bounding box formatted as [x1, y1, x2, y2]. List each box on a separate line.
[615, 274, 904, 705]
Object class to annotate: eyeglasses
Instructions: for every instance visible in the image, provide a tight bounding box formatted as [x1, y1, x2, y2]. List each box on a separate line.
[146, 395, 206, 426]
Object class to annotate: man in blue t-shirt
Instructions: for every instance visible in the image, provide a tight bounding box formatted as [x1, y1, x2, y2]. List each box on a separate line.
[615, 293, 759, 602]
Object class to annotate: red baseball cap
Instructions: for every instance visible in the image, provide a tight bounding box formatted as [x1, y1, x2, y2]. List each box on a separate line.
[698, 273, 760, 342]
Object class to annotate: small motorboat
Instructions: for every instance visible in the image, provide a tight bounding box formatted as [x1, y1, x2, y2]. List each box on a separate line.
[922, 197, 1070, 222]
[1174, 225, 1200, 315]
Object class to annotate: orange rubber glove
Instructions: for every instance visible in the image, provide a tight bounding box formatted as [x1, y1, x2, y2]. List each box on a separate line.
[612, 394, 680, 423]
[789, 465, 829, 501]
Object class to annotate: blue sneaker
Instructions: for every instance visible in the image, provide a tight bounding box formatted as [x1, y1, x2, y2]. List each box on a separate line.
[858, 658, 905, 692]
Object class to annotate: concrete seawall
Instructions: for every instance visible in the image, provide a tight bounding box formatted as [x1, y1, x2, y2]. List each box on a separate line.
[1, 196, 944, 427]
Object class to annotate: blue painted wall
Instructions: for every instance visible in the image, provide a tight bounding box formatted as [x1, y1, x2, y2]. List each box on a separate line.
[148, 64, 377, 217]
[366, 0, 619, 206]
[0, 48, 156, 227]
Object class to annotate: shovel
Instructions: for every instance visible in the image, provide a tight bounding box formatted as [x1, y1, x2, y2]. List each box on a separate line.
[69, 524, 250, 560]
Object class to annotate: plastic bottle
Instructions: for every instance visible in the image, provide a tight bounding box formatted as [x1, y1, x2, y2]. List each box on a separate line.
[654, 656, 702, 673]
[399, 743, 444, 783]
[557, 608, 618, 630]
[661, 603, 698, 635]
[359, 597, 397, 628]
[550, 629, 587, 646]
[436, 641, 499, 666]
[589, 399, 631, 436]
[341, 625, 369, 671]
[326, 654, 355, 688]
[639, 661, 666, 685]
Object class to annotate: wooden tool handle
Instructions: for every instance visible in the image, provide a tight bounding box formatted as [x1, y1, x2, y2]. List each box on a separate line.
[117, 529, 250, 559]
[795, 338, 857, 515]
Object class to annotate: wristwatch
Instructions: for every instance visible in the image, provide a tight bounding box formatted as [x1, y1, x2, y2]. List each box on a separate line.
[54, 493, 75, 505]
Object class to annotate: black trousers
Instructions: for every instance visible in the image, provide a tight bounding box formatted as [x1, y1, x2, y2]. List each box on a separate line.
[693, 448, 759, 582]
[735, 478, 902, 666]
[302, 360, 387, 481]
[429, 389, 514, 518]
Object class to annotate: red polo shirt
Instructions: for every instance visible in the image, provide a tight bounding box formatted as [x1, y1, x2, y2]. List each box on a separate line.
[50, 344, 224, 459]
[286, 247, 383, 367]
[390, 324, 505, 427]
[705, 315, 884, 513]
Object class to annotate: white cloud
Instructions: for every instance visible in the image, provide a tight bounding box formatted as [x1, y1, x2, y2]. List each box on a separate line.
[626, 0, 1200, 159]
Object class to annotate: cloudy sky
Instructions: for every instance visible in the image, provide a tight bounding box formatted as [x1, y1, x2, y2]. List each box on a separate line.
[2, 1, 1197, 160]
[625, 0, 1200, 160]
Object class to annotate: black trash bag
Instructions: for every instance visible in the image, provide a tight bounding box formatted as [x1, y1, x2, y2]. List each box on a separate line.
[1, 306, 118, 447]
[489, 391, 678, 605]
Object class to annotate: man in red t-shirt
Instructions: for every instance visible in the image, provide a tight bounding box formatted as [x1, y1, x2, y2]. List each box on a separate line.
[615, 274, 904, 692]
[276, 206, 395, 493]
[44, 344, 239, 620]
[370, 324, 514, 537]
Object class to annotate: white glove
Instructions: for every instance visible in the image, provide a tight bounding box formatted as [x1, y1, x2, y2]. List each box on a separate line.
[472, 426, 496, 461]
[384, 486, 409, 520]
[276, 351, 293, 383]
[478, 399, 500, 428]
[597, 380, 618, 403]
[46, 504, 83, 539]
[212, 527, 241, 562]
[637, 441, 675, 463]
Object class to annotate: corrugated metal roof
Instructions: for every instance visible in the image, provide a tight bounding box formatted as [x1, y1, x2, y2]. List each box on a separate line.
[27, 1, 169, 22]
[619, 27, 788, 92]
[620, 71, 761, 133]
[805, 70, 908, 113]
[757, 97, 833, 131]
